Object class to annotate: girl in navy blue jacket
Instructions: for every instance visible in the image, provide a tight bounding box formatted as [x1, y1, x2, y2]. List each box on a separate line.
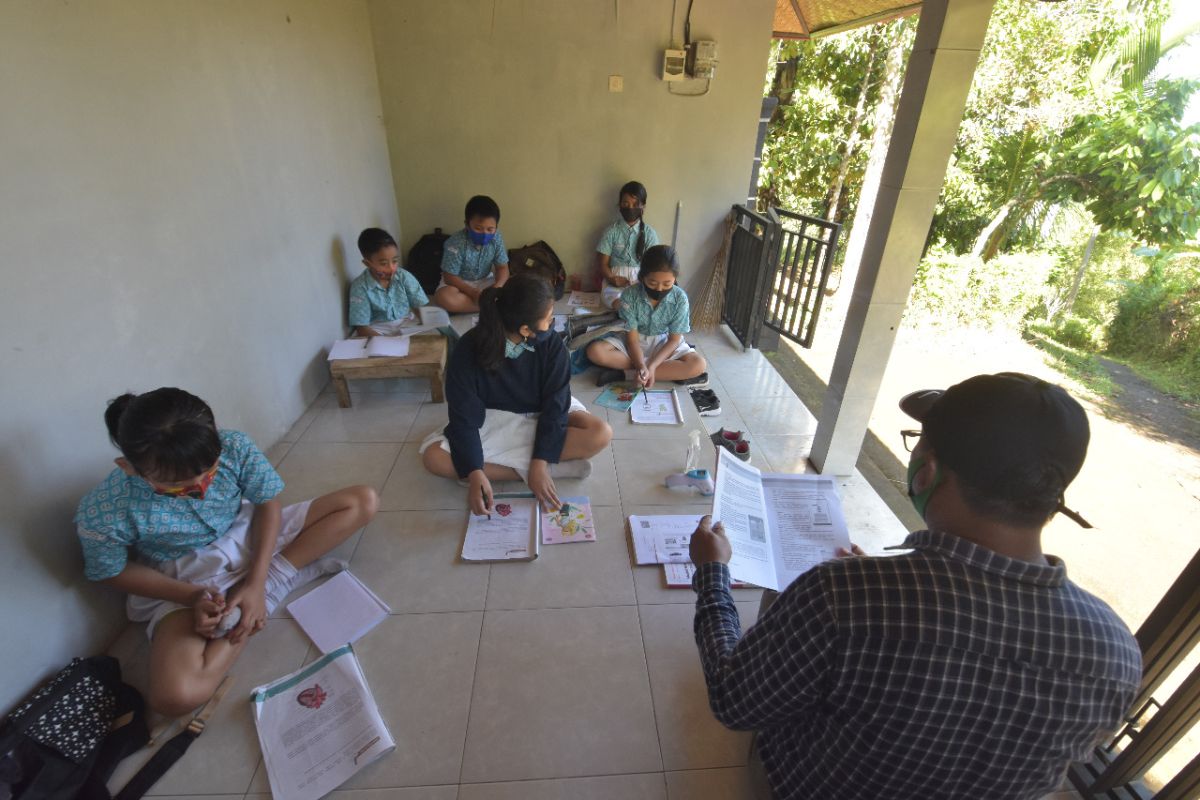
[420, 275, 612, 512]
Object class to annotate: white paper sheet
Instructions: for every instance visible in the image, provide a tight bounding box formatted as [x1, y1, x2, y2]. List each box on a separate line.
[462, 497, 538, 561]
[365, 335, 410, 358]
[395, 305, 451, 336]
[630, 389, 682, 425]
[287, 571, 391, 655]
[628, 514, 705, 564]
[252, 646, 395, 800]
[712, 448, 851, 591]
[327, 339, 368, 360]
[711, 449, 775, 589]
[662, 562, 751, 588]
[567, 291, 600, 307]
[760, 474, 850, 587]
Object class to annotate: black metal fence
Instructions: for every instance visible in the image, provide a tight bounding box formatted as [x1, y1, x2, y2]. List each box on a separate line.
[723, 205, 841, 350]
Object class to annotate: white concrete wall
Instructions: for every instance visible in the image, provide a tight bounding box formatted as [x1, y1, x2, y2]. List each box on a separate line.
[367, 0, 775, 293]
[0, 1, 397, 710]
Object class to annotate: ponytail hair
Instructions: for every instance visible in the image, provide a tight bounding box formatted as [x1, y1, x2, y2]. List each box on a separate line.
[473, 275, 555, 371]
[619, 181, 649, 261]
[637, 244, 680, 281]
[104, 388, 221, 481]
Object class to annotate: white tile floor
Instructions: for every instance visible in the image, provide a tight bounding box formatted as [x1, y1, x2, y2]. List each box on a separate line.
[105, 326, 921, 799]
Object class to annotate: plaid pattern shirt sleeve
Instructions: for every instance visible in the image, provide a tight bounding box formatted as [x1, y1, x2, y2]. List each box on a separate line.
[691, 533, 1142, 800]
[693, 562, 836, 730]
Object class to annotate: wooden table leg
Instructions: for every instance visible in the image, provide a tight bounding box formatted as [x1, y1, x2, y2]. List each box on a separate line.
[332, 374, 352, 408]
[429, 368, 445, 403]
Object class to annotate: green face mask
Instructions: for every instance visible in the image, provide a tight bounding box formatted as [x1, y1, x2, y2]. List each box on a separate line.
[906, 454, 942, 520]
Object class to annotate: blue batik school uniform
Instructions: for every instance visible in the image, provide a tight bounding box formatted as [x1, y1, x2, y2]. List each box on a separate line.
[440, 228, 509, 287]
[348, 267, 429, 331]
[598, 283, 696, 362]
[75, 429, 312, 637]
[597, 219, 660, 308]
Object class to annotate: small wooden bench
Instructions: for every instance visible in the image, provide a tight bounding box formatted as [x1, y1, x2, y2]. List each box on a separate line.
[328, 335, 447, 408]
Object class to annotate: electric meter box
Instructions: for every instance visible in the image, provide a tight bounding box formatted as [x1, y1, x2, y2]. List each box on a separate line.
[662, 48, 687, 81]
[688, 40, 719, 79]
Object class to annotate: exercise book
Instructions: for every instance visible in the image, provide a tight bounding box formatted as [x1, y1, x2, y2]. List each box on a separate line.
[287, 570, 390, 654]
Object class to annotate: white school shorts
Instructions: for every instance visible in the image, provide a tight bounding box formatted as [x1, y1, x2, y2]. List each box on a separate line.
[594, 332, 695, 363]
[126, 499, 312, 639]
[600, 265, 639, 309]
[419, 396, 588, 481]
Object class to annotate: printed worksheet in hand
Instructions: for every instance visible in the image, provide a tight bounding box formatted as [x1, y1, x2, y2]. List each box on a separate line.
[711, 447, 851, 590]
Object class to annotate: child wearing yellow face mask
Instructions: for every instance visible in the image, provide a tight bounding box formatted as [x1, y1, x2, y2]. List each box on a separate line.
[74, 387, 378, 716]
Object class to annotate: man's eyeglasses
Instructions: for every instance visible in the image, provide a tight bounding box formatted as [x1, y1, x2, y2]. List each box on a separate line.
[901, 429, 922, 452]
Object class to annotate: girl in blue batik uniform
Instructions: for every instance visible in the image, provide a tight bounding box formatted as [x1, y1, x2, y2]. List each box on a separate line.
[595, 180, 660, 310]
[587, 244, 708, 388]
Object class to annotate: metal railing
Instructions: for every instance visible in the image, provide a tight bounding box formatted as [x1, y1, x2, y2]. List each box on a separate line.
[722, 204, 841, 351]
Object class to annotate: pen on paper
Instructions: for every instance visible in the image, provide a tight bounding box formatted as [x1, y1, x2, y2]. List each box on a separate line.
[354, 736, 381, 765]
[482, 486, 491, 520]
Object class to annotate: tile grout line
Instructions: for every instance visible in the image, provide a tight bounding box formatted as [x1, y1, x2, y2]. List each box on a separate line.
[455, 585, 489, 787]
[633, 601, 669, 774]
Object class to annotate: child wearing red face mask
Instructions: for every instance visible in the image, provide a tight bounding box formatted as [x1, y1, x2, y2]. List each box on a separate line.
[349, 227, 429, 338]
[74, 388, 378, 715]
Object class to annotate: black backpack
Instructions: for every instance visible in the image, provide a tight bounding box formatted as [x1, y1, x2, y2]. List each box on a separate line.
[407, 228, 451, 296]
[0, 656, 148, 800]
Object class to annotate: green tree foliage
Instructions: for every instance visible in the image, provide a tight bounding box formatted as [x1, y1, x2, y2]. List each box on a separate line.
[758, 19, 911, 221]
[1048, 79, 1200, 245]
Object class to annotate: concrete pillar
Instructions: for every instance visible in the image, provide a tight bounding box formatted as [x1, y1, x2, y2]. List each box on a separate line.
[809, 0, 996, 476]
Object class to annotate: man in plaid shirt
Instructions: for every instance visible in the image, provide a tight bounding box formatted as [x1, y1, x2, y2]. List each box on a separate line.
[691, 373, 1141, 800]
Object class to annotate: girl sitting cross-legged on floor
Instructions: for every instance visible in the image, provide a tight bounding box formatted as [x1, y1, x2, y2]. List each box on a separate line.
[75, 388, 378, 716]
[421, 273, 612, 513]
[587, 244, 708, 389]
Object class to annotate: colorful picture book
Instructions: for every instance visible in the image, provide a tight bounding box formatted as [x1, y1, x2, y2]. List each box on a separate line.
[542, 496, 595, 544]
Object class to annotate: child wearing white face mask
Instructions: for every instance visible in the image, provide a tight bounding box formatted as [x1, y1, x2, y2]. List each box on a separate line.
[433, 194, 511, 314]
[596, 180, 661, 310]
[587, 244, 708, 389]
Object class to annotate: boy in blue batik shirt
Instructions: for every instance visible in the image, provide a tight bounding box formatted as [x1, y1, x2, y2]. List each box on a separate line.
[75, 388, 378, 716]
[348, 227, 429, 337]
[433, 195, 510, 314]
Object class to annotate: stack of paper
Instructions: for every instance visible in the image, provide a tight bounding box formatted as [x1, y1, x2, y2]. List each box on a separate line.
[252, 646, 394, 800]
[287, 571, 390, 654]
[462, 495, 540, 561]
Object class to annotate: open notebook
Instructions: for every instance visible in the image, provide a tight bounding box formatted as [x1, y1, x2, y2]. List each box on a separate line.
[327, 335, 411, 360]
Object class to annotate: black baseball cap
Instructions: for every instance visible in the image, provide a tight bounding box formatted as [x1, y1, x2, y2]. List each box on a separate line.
[899, 372, 1093, 528]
